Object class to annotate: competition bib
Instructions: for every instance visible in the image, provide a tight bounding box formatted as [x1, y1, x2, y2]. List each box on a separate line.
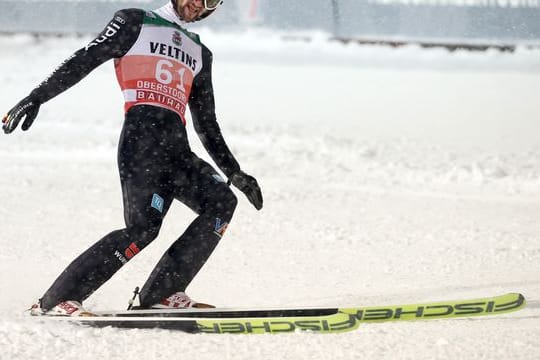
[114, 12, 203, 124]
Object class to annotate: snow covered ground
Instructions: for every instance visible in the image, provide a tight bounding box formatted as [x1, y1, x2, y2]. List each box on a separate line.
[0, 30, 540, 359]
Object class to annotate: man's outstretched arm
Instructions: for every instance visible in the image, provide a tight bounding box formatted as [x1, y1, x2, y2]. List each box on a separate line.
[2, 8, 144, 133]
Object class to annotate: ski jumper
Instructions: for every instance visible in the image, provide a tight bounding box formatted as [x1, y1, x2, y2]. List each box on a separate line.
[29, 6, 241, 310]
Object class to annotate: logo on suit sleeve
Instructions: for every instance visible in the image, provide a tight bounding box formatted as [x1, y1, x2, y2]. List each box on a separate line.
[85, 19, 123, 51]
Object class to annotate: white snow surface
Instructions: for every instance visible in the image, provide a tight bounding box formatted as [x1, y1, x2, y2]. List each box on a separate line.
[0, 30, 540, 359]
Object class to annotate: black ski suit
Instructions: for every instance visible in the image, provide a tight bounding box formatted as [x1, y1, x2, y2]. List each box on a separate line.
[14, 8, 262, 310]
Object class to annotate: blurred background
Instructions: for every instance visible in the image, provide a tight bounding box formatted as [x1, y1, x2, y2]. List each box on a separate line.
[1, 0, 540, 50]
[1, 1, 539, 359]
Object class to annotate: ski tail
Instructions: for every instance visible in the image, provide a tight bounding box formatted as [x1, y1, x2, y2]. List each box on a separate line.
[196, 312, 359, 334]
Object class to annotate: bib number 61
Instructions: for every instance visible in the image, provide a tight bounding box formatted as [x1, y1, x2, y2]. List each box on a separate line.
[155, 59, 186, 93]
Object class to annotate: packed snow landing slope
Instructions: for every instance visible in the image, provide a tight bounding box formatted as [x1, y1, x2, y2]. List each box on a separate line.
[0, 32, 539, 359]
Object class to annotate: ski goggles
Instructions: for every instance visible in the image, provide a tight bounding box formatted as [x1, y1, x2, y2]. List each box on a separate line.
[204, 0, 223, 10]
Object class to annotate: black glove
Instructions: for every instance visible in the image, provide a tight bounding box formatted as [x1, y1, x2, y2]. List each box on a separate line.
[2, 95, 41, 134]
[229, 170, 263, 210]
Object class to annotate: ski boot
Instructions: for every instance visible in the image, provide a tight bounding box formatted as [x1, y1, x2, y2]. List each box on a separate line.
[152, 292, 215, 309]
[30, 300, 95, 316]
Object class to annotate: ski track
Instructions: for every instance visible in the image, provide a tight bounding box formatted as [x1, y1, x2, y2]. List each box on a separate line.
[0, 32, 539, 359]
